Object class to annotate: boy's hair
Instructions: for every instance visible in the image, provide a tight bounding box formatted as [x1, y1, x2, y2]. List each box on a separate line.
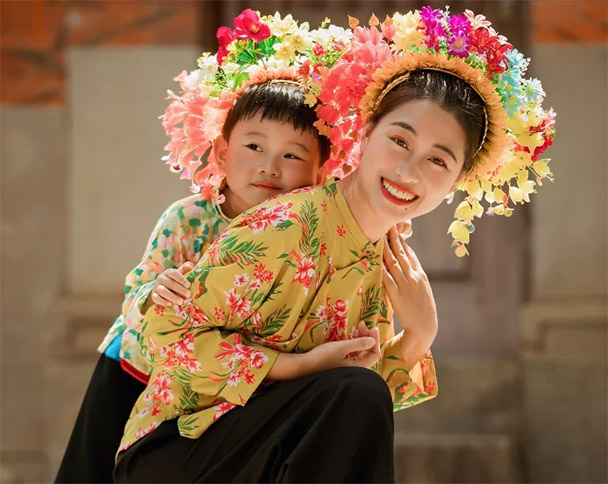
[222, 82, 331, 163]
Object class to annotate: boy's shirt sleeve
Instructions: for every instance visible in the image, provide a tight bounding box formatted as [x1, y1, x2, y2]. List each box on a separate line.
[373, 294, 438, 410]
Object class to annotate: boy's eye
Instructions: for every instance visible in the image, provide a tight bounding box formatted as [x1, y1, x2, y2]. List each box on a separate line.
[246, 143, 262, 152]
[284, 153, 304, 161]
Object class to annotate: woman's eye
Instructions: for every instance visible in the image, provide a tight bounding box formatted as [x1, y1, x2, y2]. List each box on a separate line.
[246, 143, 262, 152]
[392, 137, 409, 150]
[430, 157, 447, 168]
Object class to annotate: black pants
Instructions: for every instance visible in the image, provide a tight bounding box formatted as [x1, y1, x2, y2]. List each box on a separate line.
[55, 354, 146, 483]
[114, 367, 395, 483]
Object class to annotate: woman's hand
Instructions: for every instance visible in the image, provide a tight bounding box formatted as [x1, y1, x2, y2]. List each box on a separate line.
[142, 262, 194, 313]
[382, 226, 438, 367]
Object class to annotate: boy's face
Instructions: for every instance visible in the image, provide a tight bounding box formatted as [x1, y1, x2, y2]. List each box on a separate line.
[214, 113, 323, 218]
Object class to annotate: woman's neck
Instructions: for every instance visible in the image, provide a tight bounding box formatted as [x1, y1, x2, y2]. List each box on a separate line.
[337, 174, 392, 243]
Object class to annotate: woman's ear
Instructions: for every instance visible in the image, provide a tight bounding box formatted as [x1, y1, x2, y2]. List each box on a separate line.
[213, 135, 229, 168]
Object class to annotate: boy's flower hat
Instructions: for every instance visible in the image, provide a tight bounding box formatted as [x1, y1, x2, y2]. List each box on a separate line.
[161, 9, 351, 202]
[313, 8, 556, 256]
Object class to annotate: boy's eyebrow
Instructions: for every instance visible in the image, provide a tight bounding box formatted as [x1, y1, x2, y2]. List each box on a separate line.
[244, 131, 311, 154]
[390, 121, 458, 165]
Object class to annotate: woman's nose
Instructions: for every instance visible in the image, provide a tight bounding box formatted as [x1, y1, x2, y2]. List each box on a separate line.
[395, 159, 421, 184]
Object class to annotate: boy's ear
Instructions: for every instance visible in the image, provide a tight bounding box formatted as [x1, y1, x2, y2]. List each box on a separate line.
[213, 135, 229, 168]
[315, 164, 327, 184]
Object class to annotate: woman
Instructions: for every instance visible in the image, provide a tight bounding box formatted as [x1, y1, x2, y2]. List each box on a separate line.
[115, 7, 555, 483]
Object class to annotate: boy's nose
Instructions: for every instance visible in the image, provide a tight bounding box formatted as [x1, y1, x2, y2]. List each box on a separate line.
[257, 157, 281, 177]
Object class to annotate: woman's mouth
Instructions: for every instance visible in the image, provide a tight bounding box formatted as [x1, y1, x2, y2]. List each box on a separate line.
[380, 177, 419, 206]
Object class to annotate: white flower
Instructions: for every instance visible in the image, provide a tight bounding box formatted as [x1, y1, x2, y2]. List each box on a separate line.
[221, 62, 240, 75]
[183, 69, 207, 90]
[197, 52, 218, 77]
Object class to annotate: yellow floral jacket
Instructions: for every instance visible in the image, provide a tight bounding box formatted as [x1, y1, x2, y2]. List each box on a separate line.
[120, 179, 438, 452]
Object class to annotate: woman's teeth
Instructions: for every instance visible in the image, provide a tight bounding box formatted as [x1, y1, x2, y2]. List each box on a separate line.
[382, 178, 417, 201]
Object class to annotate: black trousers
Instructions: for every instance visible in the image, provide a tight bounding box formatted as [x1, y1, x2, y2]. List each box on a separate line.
[114, 367, 395, 483]
[55, 354, 146, 483]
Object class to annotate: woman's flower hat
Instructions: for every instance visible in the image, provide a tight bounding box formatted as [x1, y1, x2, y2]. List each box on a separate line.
[161, 9, 351, 201]
[313, 7, 556, 256]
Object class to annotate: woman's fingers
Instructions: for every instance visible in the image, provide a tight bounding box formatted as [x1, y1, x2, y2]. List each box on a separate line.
[179, 262, 194, 274]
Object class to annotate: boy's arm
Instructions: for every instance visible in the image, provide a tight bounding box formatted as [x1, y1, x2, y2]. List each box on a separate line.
[121, 199, 205, 332]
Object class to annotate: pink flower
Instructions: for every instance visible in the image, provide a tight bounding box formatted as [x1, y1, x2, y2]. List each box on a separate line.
[250, 350, 267, 369]
[174, 333, 195, 356]
[234, 273, 249, 287]
[213, 401, 236, 421]
[225, 289, 252, 319]
[214, 307, 225, 321]
[233, 9, 271, 41]
[293, 257, 316, 289]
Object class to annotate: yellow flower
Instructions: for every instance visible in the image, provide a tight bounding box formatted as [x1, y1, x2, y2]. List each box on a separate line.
[470, 198, 484, 218]
[454, 200, 474, 222]
[273, 38, 297, 62]
[448, 220, 470, 244]
[290, 33, 309, 53]
[509, 185, 524, 204]
[391, 11, 424, 52]
[533, 159, 551, 176]
[465, 179, 483, 200]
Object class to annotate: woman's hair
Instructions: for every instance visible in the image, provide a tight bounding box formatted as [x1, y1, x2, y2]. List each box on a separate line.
[222, 82, 331, 163]
[367, 70, 486, 174]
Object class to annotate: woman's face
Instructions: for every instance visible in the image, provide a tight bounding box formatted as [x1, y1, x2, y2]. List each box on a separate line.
[355, 99, 468, 226]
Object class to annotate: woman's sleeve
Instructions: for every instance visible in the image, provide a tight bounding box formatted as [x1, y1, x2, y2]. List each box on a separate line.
[140, 213, 309, 414]
[373, 294, 438, 410]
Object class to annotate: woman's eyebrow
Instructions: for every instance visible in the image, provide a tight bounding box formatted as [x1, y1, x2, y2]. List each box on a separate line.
[390, 121, 458, 165]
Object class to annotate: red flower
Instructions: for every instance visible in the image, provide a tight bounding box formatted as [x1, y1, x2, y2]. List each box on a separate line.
[298, 59, 312, 76]
[312, 43, 326, 57]
[333, 40, 347, 51]
[336, 225, 346, 237]
[216, 26, 236, 64]
[233, 9, 271, 41]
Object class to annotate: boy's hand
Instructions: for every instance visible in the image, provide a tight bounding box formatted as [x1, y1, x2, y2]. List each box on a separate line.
[304, 331, 381, 372]
[146, 262, 194, 310]
[382, 226, 438, 355]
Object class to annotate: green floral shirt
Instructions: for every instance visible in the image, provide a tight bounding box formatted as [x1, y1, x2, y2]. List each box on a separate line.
[119, 179, 438, 452]
[97, 195, 231, 376]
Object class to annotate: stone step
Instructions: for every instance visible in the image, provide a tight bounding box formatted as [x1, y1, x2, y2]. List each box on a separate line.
[393, 432, 518, 484]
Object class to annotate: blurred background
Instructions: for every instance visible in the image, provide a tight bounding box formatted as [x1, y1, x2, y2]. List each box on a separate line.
[1, 0, 606, 482]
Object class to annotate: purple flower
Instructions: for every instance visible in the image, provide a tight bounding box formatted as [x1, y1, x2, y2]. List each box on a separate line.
[446, 15, 472, 57]
[421, 6, 446, 51]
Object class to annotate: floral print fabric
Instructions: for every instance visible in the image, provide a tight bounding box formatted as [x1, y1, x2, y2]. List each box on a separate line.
[120, 179, 438, 452]
[98, 195, 231, 376]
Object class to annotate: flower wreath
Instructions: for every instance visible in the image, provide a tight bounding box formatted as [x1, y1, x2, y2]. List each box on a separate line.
[313, 8, 556, 256]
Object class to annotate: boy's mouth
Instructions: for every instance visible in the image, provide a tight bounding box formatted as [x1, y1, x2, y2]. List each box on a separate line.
[252, 181, 281, 190]
[380, 177, 419, 206]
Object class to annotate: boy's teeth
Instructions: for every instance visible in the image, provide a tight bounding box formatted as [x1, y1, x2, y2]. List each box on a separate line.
[382, 179, 416, 201]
